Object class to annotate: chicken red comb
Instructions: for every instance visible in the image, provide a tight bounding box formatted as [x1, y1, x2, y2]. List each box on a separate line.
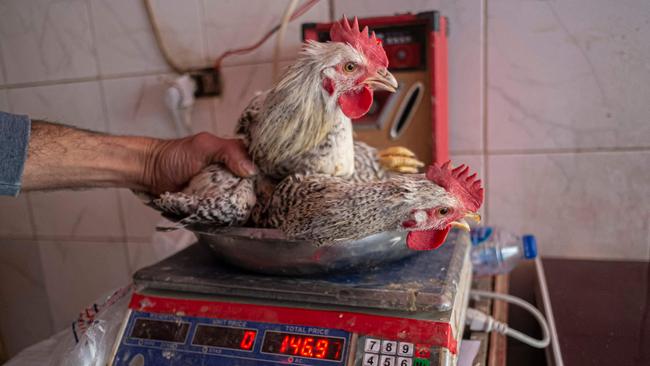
[426, 161, 484, 212]
[330, 16, 388, 68]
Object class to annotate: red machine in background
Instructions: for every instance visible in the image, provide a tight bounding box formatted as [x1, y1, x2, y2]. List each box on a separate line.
[303, 11, 449, 164]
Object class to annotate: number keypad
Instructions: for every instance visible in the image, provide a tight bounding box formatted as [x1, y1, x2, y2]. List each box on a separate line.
[364, 338, 381, 353]
[361, 338, 423, 366]
[381, 340, 397, 355]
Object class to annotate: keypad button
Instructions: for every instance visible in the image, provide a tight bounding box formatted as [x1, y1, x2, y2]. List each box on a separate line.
[363, 353, 379, 366]
[381, 340, 397, 355]
[364, 338, 381, 353]
[397, 342, 414, 357]
[380, 355, 396, 366]
[397, 357, 413, 366]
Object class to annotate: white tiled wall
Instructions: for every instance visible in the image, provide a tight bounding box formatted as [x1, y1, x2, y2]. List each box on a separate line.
[202, 0, 329, 66]
[0, 240, 54, 356]
[488, 0, 650, 151]
[0, 0, 98, 84]
[38, 240, 131, 331]
[486, 0, 650, 260]
[0, 0, 649, 358]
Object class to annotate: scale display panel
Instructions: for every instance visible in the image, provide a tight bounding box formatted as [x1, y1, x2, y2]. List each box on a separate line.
[192, 325, 257, 351]
[113, 310, 352, 366]
[261, 331, 345, 361]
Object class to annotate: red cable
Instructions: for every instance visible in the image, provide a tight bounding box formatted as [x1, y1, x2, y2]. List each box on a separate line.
[214, 0, 321, 69]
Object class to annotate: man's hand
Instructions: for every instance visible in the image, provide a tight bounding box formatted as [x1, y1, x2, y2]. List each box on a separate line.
[142, 132, 256, 195]
[22, 121, 256, 194]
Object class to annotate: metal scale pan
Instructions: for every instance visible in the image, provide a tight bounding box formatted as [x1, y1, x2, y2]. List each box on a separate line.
[133, 229, 470, 313]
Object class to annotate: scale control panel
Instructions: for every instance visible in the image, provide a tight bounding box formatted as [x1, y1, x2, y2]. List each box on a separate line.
[113, 311, 350, 365]
[110, 294, 456, 366]
[358, 336, 432, 366]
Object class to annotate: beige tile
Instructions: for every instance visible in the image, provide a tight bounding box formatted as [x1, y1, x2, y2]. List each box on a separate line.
[214, 61, 291, 137]
[127, 229, 196, 275]
[29, 189, 124, 240]
[0, 0, 97, 84]
[89, 0, 205, 76]
[0, 195, 34, 238]
[0, 44, 5, 85]
[126, 240, 158, 275]
[202, 0, 328, 67]
[189, 97, 217, 135]
[0, 239, 54, 356]
[334, 0, 485, 153]
[488, 151, 650, 260]
[487, 0, 650, 151]
[8, 81, 107, 132]
[38, 240, 131, 331]
[0, 90, 7, 110]
[117, 189, 161, 241]
[102, 74, 182, 139]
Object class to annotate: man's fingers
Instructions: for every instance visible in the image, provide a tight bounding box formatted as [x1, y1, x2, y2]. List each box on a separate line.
[215, 139, 257, 177]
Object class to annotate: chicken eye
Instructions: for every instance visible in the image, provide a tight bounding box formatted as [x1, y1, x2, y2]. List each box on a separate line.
[438, 207, 451, 216]
[343, 62, 356, 73]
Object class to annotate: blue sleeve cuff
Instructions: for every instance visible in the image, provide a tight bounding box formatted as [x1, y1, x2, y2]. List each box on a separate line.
[0, 111, 31, 196]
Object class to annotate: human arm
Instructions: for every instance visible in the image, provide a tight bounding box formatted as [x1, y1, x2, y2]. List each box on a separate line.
[21, 120, 256, 195]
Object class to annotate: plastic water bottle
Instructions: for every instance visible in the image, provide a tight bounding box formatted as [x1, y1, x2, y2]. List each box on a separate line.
[470, 226, 537, 276]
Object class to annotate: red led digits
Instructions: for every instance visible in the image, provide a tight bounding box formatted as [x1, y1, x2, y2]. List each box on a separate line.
[289, 336, 302, 354]
[264, 332, 344, 361]
[239, 331, 256, 350]
[280, 336, 290, 353]
[333, 340, 343, 359]
[314, 339, 329, 358]
[300, 337, 314, 357]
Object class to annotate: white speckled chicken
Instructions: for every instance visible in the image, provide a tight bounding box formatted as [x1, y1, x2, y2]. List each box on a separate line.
[153, 17, 423, 227]
[259, 162, 483, 249]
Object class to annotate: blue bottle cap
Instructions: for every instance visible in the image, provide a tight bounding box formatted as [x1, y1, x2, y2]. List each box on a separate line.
[522, 235, 537, 259]
[470, 226, 493, 246]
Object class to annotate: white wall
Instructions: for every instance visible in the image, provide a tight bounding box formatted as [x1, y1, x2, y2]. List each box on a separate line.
[0, 0, 649, 357]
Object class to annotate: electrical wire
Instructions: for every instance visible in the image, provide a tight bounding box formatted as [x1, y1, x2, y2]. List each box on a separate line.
[467, 290, 551, 349]
[214, 0, 321, 69]
[274, 0, 300, 82]
[143, 0, 185, 74]
[143, 0, 321, 73]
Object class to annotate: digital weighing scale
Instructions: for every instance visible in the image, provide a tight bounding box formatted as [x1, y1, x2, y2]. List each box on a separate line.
[108, 230, 472, 366]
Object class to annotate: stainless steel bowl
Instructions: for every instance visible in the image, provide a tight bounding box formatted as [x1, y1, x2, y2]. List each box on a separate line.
[189, 226, 417, 275]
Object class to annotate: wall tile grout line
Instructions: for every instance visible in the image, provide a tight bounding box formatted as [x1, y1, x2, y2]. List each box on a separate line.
[0, 35, 8, 85]
[84, 0, 103, 79]
[0, 233, 155, 243]
[481, 0, 490, 224]
[0, 70, 168, 90]
[487, 146, 650, 156]
[197, 0, 210, 67]
[0, 58, 302, 91]
[34, 237, 58, 336]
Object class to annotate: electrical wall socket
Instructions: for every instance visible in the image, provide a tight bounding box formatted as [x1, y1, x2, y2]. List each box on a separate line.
[190, 67, 222, 97]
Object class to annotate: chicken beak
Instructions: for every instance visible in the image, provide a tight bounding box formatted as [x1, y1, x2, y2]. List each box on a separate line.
[366, 68, 398, 92]
[465, 212, 481, 223]
[450, 220, 471, 232]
